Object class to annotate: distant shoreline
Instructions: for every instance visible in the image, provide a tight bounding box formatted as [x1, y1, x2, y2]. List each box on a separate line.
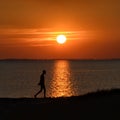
[0, 58, 120, 61]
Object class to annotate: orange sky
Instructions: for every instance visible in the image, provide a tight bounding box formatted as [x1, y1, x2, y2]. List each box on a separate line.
[0, 0, 120, 59]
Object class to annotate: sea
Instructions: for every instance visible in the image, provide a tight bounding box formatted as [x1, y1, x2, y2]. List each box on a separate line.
[0, 60, 120, 98]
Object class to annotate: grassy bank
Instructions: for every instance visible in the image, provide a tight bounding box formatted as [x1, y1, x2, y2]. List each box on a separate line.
[0, 89, 120, 120]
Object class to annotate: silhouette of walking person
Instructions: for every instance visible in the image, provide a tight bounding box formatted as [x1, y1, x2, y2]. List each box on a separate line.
[34, 70, 46, 98]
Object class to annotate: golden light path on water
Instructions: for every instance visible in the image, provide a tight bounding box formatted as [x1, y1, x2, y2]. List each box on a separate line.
[50, 60, 74, 98]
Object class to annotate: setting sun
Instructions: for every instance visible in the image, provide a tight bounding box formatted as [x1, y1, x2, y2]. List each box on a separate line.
[56, 35, 67, 44]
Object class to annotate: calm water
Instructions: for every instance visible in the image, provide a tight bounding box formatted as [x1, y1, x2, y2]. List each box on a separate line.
[0, 60, 120, 98]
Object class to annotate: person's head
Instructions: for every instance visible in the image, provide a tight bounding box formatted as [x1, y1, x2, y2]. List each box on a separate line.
[42, 70, 46, 74]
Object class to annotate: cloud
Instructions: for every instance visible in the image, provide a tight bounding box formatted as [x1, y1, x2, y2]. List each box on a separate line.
[0, 28, 88, 47]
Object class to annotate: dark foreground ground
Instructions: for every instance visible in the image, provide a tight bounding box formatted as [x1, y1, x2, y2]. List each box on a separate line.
[0, 89, 120, 120]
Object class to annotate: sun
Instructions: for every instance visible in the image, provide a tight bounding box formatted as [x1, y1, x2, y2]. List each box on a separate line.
[56, 35, 67, 44]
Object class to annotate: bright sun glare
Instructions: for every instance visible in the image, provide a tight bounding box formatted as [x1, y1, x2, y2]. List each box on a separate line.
[56, 35, 67, 44]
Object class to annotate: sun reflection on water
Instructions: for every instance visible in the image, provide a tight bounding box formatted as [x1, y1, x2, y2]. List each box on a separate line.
[50, 60, 74, 98]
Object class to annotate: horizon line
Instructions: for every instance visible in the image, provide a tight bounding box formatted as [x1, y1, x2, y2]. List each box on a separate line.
[0, 58, 120, 61]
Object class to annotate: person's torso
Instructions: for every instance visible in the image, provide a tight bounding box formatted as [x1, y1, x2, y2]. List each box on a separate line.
[40, 74, 45, 85]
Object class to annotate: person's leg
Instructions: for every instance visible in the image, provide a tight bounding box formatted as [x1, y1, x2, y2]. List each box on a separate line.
[44, 86, 46, 98]
[34, 86, 42, 98]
